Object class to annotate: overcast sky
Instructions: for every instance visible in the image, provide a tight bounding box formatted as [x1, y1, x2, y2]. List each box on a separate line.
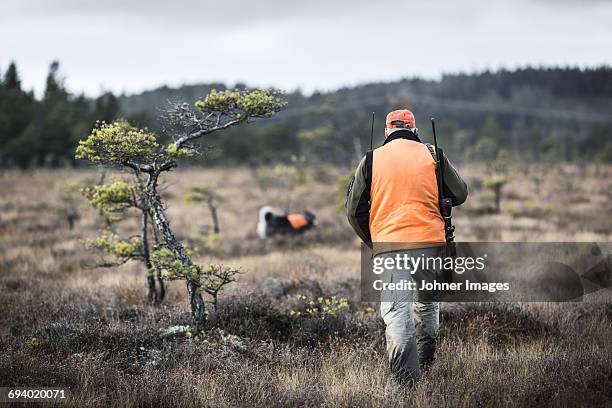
[1, 0, 611, 97]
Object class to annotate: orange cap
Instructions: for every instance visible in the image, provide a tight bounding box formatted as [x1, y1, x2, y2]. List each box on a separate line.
[386, 110, 415, 129]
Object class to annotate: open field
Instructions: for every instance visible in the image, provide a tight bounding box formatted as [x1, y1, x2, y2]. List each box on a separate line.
[1, 165, 611, 407]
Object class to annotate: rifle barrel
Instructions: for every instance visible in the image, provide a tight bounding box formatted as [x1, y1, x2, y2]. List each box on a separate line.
[431, 118, 443, 199]
[370, 112, 375, 150]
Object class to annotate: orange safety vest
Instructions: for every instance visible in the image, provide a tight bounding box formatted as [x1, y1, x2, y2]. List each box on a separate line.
[287, 213, 308, 229]
[370, 138, 445, 247]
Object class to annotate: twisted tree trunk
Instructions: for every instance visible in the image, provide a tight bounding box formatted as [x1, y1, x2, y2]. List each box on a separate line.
[493, 184, 502, 214]
[207, 198, 220, 234]
[149, 214, 166, 302]
[142, 209, 158, 302]
[146, 171, 207, 331]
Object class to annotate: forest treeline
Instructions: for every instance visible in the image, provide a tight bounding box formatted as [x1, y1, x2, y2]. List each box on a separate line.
[1, 61, 611, 168]
[0, 62, 120, 167]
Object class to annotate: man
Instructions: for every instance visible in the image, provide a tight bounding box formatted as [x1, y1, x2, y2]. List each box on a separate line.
[346, 109, 468, 383]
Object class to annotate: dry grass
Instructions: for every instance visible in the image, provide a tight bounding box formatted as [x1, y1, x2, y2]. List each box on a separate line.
[0, 165, 611, 407]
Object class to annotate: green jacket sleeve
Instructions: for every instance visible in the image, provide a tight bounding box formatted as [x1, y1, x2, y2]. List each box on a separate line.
[345, 155, 372, 244]
[440, 149, 469, 206]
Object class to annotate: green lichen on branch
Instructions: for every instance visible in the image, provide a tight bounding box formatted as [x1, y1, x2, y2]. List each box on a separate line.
[165, 143, 193, 158]
[75, 119, 160, 166]
[85, 229, 142, 264]
[82, 180, 143, 222]
[194, 89, 286, 118]
[150, 247, 198, 280]
[183, 185, 214, 203]
[151, 247, 238, 299]
[203, 264, 239, 295]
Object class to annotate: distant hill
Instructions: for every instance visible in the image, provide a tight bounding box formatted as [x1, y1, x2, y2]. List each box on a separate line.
[2, 62, 611, 168]
[117, 66, 612, 166]
[119, 67, 612, 125]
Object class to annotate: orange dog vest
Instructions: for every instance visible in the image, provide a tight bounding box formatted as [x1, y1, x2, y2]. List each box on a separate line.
[287, 213, 308, 229]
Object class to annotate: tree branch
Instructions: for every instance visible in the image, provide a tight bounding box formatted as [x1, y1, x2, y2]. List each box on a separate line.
[173, 118, 244, 150]
[124, 160, 153, 173]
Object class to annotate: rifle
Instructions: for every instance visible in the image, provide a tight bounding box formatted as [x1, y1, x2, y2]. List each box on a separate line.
[431, 118, 457, 283]
[369, 112, 375, 150]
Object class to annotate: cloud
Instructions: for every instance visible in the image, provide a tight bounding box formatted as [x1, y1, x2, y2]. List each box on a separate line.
[1, 0, 611, 96]
[0, 0, 374, 27]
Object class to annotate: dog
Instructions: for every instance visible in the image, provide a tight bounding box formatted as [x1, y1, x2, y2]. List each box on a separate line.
[257, 206, 318, 239]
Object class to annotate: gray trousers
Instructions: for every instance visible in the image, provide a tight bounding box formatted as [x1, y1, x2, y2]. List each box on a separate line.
[377, 247, 442, 382]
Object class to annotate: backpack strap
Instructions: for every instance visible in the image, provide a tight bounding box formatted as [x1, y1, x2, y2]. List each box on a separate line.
[425, 143, 437, 161]
[365, 150, 373, 194]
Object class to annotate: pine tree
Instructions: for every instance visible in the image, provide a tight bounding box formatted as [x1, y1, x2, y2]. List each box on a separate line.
[3, 62, 21, 89]
[0, 62, 37, 167]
